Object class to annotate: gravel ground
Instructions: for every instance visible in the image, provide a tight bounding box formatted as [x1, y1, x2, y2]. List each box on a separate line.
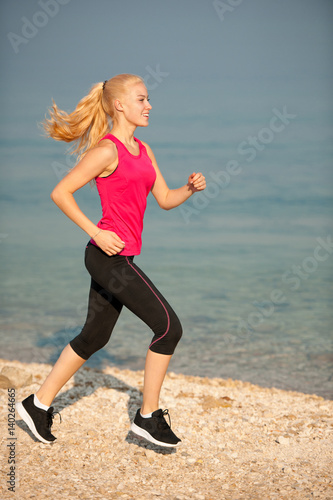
[0, 358, 332, 500]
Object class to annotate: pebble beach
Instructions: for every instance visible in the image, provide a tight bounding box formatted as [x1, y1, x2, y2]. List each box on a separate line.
[1, 359, 332, 499]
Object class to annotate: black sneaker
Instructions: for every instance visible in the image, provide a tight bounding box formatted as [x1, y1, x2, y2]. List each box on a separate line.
[16, 394, 61, 444]
[130, 408, 181, 448]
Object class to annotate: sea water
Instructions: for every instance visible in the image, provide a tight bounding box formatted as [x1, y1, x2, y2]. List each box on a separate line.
[1, 82, 332, 399]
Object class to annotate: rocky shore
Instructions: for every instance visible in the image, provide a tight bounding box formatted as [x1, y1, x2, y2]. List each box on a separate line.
[0, 358, 332, 499]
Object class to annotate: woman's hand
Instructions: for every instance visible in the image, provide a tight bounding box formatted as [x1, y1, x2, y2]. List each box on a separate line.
[93, 230, 125, 256]
[188, 172, 206, 193]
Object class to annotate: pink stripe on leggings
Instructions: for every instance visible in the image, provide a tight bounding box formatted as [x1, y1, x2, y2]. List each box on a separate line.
[125, 257, 170, 349]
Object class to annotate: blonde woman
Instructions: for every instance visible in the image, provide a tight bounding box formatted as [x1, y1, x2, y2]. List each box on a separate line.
[17, 74, 206, 447]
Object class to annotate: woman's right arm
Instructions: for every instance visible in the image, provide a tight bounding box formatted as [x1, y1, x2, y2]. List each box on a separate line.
[51, 143, 125, 256]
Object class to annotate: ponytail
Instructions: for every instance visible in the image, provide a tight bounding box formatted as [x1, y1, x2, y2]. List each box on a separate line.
[42, 73, 143, 159]
[42, 82, 109, 159]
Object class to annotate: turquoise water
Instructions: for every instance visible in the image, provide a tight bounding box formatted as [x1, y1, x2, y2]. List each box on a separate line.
[1, 84, 332, 399]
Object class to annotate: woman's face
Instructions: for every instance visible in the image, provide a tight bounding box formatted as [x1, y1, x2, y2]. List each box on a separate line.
[117, 82, 152, 127]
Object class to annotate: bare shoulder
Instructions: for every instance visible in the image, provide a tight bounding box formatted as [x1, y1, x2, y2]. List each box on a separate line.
[140, 140, 151, 151]
[95, 138, 118, 162]
[140, 140, 155, 159]
[80, 139, 119, 178]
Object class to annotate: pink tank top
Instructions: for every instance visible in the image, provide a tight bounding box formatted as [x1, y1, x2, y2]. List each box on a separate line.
[90, 133, 156, 256]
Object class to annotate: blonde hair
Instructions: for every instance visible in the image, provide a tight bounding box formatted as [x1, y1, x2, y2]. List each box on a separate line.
[42, 73, 144, 159]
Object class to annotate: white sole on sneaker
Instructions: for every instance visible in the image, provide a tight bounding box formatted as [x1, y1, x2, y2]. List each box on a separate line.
[16, 402, 54, 444]
[130, 422, 181, 448]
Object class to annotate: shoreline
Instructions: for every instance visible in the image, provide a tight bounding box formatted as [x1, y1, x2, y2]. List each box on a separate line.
[1, 336, 332, 401]
[1, 358, 332, 499]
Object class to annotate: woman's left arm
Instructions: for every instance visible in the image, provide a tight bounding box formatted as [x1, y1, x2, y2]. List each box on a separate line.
[144, 142, 206, 210]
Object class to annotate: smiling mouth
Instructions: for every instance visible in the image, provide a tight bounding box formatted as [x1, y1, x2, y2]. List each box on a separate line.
[143, 114, 149, 117]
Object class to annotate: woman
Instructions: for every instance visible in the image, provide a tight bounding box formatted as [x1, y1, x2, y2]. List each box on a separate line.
[16, 74, 206, 448]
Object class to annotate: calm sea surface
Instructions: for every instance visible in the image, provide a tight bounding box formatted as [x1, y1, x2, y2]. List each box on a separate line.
[1, 87, 332, 399]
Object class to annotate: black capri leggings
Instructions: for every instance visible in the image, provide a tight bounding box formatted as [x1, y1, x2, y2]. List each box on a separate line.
[70, 242, 183, 359]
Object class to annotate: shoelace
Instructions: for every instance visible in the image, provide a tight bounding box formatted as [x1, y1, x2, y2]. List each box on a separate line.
[160, 409, 172, 429]
[46, 407, 62, 429]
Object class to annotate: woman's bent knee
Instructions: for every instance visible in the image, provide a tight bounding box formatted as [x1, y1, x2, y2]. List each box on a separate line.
[170, 317, 183, 348]
[69, 330, 111, 360]
[149, 315, 183, 355]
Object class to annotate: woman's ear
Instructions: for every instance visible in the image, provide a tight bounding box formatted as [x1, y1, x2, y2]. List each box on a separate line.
[114, 99, 123, 112]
